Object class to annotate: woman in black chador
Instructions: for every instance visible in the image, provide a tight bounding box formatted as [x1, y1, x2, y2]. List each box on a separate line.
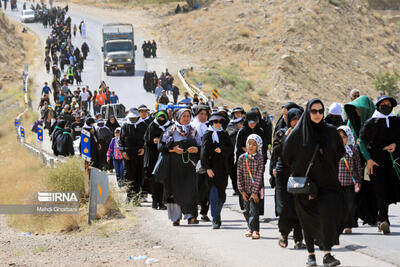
[359, 96, 400, 235]
[144, 110, 171, 210]
[283, 99, 345, 267]
[272, 108, 305, 249]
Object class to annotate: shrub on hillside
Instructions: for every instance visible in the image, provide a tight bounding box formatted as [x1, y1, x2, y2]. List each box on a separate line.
[373, 70, 400, 97]
[42, 157, 85, 200]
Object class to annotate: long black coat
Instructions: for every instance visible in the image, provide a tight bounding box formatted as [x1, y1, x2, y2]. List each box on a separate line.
[144, 121, 167, 173]
[200, 130, 233, 203]
[119, 122, 147, 186]
[360, 117, 400, 205]
[283, 122, 345, 251]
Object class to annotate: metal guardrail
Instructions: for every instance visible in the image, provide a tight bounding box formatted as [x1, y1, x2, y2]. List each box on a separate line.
[177, 70, 208, 103]
[22, 142, 63, 167]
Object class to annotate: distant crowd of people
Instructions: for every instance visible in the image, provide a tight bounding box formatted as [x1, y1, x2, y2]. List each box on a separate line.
[142, 40, 157, 58]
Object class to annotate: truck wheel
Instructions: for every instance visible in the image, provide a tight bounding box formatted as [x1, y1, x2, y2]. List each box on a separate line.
[106, 69, 111, 76]
[131, 67, 135, 76]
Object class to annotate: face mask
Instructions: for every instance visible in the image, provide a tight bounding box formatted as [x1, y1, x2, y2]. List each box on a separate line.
[379, 105, 393, 116]
[326, 115, 342, 124]
[129, 118, 138, 124]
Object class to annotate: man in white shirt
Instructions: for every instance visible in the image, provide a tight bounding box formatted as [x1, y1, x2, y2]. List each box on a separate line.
[79, 87, 90, 112]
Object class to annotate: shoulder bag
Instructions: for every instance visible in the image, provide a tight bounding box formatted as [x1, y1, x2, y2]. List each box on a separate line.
[287, 144, 320, 194]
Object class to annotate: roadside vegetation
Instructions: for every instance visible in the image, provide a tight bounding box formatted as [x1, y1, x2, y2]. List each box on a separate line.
[0, 11, 123, 234]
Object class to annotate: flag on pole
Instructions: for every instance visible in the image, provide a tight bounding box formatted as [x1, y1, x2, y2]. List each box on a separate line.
[20, 126, 25, 139]
[37, 127, 43, 142]
[81, 129, 91, 161]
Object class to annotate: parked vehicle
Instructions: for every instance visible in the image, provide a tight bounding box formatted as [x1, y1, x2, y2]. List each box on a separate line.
[20, 9, 36, 23]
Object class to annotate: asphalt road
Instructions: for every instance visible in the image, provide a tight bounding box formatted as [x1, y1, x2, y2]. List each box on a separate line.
[6, 3, 157, 112]
[5, 4, 400, 267]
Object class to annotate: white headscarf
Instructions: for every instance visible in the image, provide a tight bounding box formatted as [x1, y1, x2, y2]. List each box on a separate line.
[208, 125, 222, 143]
[338, 125, 355, 157]
[328, 102, 345, 121]
[246, 134, 263, 155]
[154, 119, 171, 132]
[191, 116, 208, 138]
[127, 117, 144, 128]
[371, 110, 394, 128]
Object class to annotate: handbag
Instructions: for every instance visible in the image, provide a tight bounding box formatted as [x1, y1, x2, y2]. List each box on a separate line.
[287, 144, 320, 194]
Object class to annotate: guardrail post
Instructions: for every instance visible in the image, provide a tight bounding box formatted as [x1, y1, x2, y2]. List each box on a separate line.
[88, 168, 97, 225]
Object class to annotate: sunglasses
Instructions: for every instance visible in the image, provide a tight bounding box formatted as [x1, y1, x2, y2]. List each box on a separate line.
[213, 120, 224, 124]
[310, 109, 324, 115]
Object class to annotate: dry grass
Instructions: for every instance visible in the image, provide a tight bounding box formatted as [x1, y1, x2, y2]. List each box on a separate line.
[0, 10, 123, 234]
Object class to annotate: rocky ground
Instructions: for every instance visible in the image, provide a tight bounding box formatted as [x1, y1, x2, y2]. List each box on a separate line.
[0, 210, 204, 267]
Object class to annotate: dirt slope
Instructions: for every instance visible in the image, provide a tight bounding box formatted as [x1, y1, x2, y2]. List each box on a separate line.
[0, 10, 32, 92]
[63, 0, 400, 112]
[143, 0, 400, 111]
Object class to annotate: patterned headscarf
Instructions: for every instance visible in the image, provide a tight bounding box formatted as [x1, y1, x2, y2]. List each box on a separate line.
[338, 125, 355, 157]
[246, 134, 263, 155]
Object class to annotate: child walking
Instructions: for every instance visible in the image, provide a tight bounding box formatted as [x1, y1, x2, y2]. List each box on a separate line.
[107, 127, 125, 187]
[237, 134, 265, 239]
[337, 126, 362, 234]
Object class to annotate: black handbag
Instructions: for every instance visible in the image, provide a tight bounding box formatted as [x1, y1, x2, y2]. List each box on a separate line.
[287, 144, 320, 194]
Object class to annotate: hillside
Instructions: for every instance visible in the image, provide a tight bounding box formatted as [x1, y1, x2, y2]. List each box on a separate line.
[65, 0, 400, 113]
[140, 0, 400, 111]
[0, 10, 36, 106]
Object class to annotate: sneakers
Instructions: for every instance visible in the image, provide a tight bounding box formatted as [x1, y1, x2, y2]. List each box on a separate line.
[378, 221, 390, 234]
[151, 202, 158, 210]
[201, 215, 211, 222]
[323, 253, 341, 267]
[158, 203, 167, 210]
[212, 220, 220, 229]
[306, 255, 317, 266]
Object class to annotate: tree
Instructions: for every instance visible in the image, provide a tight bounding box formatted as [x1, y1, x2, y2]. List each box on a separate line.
[373, 70, 400, 97]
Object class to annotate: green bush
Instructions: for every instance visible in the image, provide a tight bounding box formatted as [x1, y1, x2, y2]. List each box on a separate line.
[203, 64, 253, 102]
[42, 157, 85, 200]
[329, 0, 346, 7]
[373, 70, 400, 97]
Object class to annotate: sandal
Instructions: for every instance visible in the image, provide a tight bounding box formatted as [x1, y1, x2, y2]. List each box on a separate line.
[245, 228, 252, 237]
[344, 228, 352, 234]
[252, 231, 260, 240]
[188, 218, 199, 225]
[279, 235, 288, 248]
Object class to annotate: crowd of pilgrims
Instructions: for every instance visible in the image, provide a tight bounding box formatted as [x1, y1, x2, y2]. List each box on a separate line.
[44, 88, 400, 266]
[31, 7, 400, 267]
[43, 10, 90, 109]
